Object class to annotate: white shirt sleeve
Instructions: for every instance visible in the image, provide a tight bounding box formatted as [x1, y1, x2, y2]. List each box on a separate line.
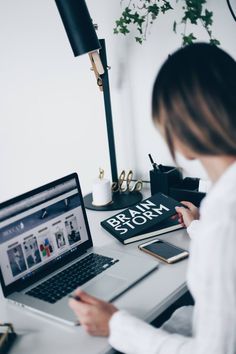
[108, 218, 236, 354]
[109, 310, 193, 354]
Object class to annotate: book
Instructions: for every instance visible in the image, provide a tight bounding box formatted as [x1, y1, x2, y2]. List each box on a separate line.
[100, 193, 183, 244]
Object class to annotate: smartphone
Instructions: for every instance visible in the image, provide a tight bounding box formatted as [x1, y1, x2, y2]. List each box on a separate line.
[139, 239, 189, 264]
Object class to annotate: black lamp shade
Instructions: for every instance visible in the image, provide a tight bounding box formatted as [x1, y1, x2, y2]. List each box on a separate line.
[55, 0, 101, 56]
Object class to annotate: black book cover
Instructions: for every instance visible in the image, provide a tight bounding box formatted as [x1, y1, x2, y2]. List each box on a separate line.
[101, 193, 182, 244]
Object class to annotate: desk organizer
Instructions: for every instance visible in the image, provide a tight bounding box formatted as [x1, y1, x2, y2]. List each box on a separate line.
[150, 166, 205, 207]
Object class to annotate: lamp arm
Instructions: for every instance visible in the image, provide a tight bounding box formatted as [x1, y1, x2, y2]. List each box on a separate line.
[88, 40, 118, 183]
[89, 44, 118, 183]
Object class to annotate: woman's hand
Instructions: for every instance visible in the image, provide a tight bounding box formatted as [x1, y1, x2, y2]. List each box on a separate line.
[69, 289, 118, 336]
[175, 201, 199, 228]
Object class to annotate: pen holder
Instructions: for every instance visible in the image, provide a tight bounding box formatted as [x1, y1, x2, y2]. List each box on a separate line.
[150, 166, 183, 196]
[170, 178, 206, 207]
[150, 165, 206, 207]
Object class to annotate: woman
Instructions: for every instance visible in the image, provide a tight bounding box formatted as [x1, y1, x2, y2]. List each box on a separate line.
[69, 43, 236, 353]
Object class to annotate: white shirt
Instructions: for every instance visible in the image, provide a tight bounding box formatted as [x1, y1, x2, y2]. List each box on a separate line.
[108, 162, 236, 354]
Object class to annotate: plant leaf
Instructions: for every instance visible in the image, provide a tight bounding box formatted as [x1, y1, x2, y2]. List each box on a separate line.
[210, 38, 220, 46]
[135, 37, 143, 44]
[182, 32, 197, 45]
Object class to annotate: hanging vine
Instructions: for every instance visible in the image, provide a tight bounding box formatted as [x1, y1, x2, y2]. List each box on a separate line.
[114, 0, 220, 45]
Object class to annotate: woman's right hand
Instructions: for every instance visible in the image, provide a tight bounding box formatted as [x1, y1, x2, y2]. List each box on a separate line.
[175, 201, 199, 228]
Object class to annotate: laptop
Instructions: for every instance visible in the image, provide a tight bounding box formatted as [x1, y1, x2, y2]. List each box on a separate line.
[0, 173, 157, 325]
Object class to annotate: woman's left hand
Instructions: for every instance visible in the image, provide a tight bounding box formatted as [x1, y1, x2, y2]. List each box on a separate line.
[69, 288, 118, 336]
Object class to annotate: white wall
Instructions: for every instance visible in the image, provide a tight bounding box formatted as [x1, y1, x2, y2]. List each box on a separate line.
[0, 0, 235, 202]
[119, 0, 236, 180]
[0, 0, 122, 201]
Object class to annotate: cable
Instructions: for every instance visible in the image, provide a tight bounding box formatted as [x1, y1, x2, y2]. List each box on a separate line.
[226, 0, 236, 22]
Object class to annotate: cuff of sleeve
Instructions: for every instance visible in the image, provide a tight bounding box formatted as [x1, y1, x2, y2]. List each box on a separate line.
[108, 310, 169, 354]
[187, 220, 200, 239]
[108, 310, 193, 354]
[109, 310, 123, 333]
[108, 310, 131, 352]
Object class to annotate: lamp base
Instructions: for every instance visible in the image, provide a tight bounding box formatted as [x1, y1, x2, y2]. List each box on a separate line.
[84, 191, 143, 211]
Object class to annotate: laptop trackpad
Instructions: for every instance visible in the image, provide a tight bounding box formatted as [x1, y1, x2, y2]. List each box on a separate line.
[82, 275, 126, 299]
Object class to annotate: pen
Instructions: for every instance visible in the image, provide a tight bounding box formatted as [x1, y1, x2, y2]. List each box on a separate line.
[148, 154, 161, 172]
[69, 294, 81, 302]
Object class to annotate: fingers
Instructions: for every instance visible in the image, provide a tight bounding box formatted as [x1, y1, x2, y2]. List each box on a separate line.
[180, 201, 196, 211]
[69, 297, 91, 316]
[175, 206, 188, 215]
[83, 324, 97, 336]
[73, 288, 100, 305]
[175, 205, 196, 228]
[69, 301, 95, 333]
[172, 210, 183, 224]
[175, 206, 191, 226]
[83, 324, 103, 336]
[84, 324, 90, 333]
[177, 212, 184, 226]
[68, 293, 118, 337]
[171, 214, 178, 220]
[69, 298, 97, 329]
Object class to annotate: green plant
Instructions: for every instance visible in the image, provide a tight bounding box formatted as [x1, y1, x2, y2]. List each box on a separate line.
[114, 0, 220, 46]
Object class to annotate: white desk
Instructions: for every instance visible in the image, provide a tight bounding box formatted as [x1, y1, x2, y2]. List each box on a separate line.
[0, 203, 190, 354]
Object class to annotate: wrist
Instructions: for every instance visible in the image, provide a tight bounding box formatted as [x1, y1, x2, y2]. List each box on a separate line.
[109, 307, 118, 321]
[187, 219, 200, 239]
[186, 217, 195, 228]
[108, 308, 119, 335]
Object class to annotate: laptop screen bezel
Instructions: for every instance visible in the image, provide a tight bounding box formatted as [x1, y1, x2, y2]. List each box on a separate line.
[0, 173, 93, 297]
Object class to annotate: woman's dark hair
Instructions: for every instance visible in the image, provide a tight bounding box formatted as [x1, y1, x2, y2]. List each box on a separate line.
[152, 43, 236, 158]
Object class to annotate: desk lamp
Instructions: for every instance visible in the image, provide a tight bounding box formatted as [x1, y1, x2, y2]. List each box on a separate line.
[55, 0, 142, 210]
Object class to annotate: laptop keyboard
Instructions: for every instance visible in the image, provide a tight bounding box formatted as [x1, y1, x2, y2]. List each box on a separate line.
[26, 253, 119, 304]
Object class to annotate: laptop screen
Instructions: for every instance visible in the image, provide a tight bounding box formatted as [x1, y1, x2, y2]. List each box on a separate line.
[0, 174, 91, 292]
